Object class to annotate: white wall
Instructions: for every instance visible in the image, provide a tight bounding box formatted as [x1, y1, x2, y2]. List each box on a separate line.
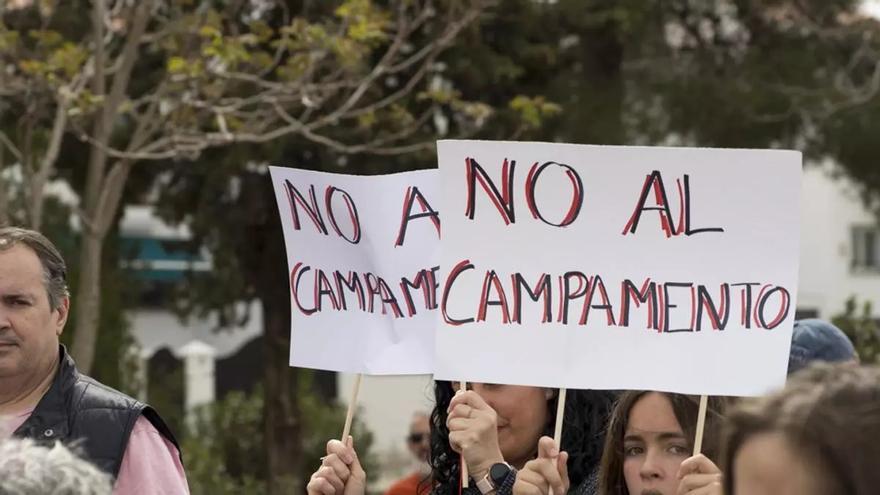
[798, 162, 880, 318]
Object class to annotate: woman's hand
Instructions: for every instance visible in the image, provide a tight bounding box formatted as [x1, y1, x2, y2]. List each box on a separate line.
[447, 390, 505, 480]
[513, 437, 569, 495]
[307, 436, 367, 495]
[676, 453, 723, 495]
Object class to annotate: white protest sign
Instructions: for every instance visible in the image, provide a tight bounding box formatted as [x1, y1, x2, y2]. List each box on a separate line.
[435, 140, 801, 396]
[269, 167, 440, 374]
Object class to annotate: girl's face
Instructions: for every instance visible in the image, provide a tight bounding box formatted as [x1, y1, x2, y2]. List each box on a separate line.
[461, 383, 550, 467]
[622, 393, 690, 495]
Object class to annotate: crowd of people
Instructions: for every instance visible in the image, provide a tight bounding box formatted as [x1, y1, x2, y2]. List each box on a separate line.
[310, 319, 876, 495]
[0, 227, 877, 495]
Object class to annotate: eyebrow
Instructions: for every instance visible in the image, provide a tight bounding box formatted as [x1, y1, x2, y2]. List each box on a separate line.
[624, 431, 687, 442]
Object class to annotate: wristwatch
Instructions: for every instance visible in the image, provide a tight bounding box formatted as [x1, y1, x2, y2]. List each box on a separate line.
[476, 462, 512, 494]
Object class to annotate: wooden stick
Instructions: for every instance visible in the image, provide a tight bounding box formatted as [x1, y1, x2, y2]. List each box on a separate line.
[341, 373, 363, 441]
[553, 388, 567, 444]
[460, 380, 469, 488]
[550, 388, 567, 495]
[692, 394, 709, 455]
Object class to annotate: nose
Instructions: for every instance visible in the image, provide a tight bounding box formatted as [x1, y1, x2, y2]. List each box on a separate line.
[639, 448, 665, 481]
[0, 306, 10, 330]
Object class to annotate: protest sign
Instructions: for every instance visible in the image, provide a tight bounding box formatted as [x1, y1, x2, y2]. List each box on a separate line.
[269, 167, 440, 374]
[435, 140, 801, 396]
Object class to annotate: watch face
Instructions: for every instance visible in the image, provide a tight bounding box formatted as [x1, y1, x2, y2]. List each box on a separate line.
[489, 463, 510, 485]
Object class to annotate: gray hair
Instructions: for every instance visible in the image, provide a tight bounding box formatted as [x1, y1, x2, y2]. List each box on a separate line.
[0, 227, 69, 311]
[0, 438, 112, 495]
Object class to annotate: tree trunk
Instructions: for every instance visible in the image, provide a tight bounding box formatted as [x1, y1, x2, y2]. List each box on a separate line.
[258, 210, 302, 494]
[69, 230, 104, 373]
[0, 147, 8, 226]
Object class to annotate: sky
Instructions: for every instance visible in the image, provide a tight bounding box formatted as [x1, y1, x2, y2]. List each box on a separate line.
[863, 0, 880, 18]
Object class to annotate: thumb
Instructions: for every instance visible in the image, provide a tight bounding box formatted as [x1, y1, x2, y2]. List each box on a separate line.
[346, 435, 366, 477]
[537, 436, 559, 459]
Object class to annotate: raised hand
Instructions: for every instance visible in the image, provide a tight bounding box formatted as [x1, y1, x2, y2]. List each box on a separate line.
[447, 389, 505, 480]
[307, 436, 367, 495]
[513, 436, 570, 495]
[676, 453, 723, 495]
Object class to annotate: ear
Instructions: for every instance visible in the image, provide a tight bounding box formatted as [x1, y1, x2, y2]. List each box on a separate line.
[53, 297, 70, 336]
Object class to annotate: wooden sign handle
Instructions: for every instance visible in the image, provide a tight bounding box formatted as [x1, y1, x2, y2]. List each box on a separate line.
[692, 394, 708, 455]
[460, 380, 469, 488]
[341, 373, 363, 441]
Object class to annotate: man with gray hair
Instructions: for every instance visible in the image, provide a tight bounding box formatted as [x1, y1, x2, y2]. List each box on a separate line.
[0, 227, 188, 493]
[0, 438, 113, 495]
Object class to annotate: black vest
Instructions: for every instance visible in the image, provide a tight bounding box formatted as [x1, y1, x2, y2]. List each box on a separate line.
[13, 346, 181, 477]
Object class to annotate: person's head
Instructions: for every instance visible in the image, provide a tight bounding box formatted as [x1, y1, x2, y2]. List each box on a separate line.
[599, 391, 728, 495]
[0, 438, 112, 494]
[788, 319, 857, 375]
[0, 227, 70, 381]
[723, 363, 880, 495]
[407, 411, 430, 463]
[430, 381, 614, 489]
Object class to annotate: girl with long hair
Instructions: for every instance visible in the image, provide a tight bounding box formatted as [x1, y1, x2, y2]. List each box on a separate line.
[597, 391, 728, 495]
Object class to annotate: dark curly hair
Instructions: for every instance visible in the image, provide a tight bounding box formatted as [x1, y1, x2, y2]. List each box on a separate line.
[427, 381, 616, 494]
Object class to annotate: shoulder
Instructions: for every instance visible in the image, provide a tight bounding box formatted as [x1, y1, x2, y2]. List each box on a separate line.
[115, 416, 189, 494]
[71, 374, 143, 413]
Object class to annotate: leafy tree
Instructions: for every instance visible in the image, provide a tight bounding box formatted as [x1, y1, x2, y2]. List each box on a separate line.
[0, 0, 487, 380]
[832, 296, 880, 363]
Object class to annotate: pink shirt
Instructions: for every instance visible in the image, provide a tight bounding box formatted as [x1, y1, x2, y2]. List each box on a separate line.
[0, 410, 189, 494]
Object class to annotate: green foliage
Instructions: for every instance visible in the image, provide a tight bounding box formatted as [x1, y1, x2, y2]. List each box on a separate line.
[183, 379, 376, 495]
[832, 296, 880, 364]
[509, 96, 562, 130]
[299, 372, 378, 479]
[184, 390, 266, 495]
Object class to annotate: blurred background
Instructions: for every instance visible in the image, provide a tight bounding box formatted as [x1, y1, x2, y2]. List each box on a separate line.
[2, 0, 880, 493]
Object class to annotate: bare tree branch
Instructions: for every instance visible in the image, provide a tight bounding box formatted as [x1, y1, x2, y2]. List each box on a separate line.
[0, 132, 23, 163]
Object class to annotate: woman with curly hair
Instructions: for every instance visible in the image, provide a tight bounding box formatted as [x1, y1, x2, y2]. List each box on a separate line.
[429, 382, 615, 495]
[307, 382, 615, 495]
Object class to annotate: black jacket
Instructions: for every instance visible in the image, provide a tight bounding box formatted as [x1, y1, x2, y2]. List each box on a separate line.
[13, 345, 181, 477]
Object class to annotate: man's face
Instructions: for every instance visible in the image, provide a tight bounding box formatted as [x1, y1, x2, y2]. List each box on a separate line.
[0, 244, 68, 380]
[407, 414, 430, 462]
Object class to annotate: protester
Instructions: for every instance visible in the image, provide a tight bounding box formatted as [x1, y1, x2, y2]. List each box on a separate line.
[385, 412, 432, 495]
[787, 318, 858, 374]
[0, 227, 188, 494]
[597, 391, 728, 495]
[308, 383, 615, 495]
[0, 437, 113, 495]
[723, 362, 880, 495]
[434, 383, 615, 494]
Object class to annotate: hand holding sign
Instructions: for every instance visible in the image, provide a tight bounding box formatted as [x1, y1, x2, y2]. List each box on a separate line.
[447, 390, 505, 481]
[307, 437, 366, 495]
[676, 454, 723, 495]
[513, 437, 570, 495]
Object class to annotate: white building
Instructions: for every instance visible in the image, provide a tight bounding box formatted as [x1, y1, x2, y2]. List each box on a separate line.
[798, 162, 880, 319]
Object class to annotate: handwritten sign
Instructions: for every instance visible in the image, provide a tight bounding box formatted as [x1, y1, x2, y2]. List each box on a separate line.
[269, 167, 440, 374]
[434, 140, 801, 396]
